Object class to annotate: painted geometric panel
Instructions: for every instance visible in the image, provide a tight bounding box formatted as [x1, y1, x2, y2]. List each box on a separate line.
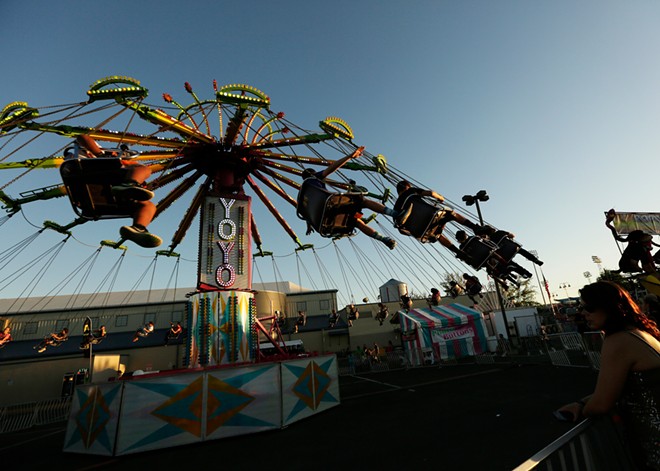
[115, 372, 205, 456]
[205, 363, 280, 440]
[63, 382, 123, 456]
[281, 355, 340, 426]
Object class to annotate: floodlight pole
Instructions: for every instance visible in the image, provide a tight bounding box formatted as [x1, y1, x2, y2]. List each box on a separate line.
[468, 193, 511, 339]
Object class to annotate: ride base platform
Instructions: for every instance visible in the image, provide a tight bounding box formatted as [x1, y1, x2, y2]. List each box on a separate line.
[62, 354, 339, 456]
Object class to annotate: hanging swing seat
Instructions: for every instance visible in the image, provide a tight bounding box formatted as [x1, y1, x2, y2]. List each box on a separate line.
[395, 194, 452, 243]
[491, 233, 521, 264]
[296, 180, 363, 238]
[459, 236, 500, 270]
[60, 157, 134, 219]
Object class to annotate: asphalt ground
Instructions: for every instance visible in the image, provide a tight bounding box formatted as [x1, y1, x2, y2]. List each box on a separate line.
[1, 363, 597, 471]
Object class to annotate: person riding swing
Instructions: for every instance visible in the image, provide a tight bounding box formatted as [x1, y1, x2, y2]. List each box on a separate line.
[80, 325, 107, 350]
[64, 135, 162, 248]
[605, 209, 656, 274]
[455, 230, 532, 285]
[462, 273, 484, 305]
[34, 328, 69, 353]
[165, 321, 183, 345]
[297, 146, 398, 249]
[391, 180, 486, 257]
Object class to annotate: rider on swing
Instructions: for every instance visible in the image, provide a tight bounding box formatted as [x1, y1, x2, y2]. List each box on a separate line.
[455, 229, 532, 283]
[70, 135, 162, 248]
[392, 180, 485, 258]
[80, 325, 107, 350]
[300, 147, 398, 250]
[605, 209, 656, 274]
[35, 328, 69, 353]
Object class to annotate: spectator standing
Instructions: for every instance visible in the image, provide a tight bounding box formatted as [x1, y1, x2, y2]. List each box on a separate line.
[557, 281, 660, 471]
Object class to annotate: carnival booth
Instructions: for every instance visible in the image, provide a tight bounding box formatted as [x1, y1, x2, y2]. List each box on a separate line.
[398, 304, 488, 365]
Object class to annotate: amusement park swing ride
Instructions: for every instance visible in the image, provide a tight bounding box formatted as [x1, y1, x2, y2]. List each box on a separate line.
[0, 75, 542, 353]
[0, 76, 556, 455]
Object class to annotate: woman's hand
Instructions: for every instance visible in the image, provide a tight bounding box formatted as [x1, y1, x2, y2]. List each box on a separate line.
[557, 402, 583, 422]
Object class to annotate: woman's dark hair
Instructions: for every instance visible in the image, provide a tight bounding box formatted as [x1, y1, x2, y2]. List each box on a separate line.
[579, 281, 660, 339]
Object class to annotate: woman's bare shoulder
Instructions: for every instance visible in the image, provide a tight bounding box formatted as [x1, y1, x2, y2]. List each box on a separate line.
[602, 331, 633, 346]
[605, 329, 660, 369]
[601, 331, 643, 355]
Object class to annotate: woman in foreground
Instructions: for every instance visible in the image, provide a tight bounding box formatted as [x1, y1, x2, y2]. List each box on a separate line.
[558, 281, 660, 470]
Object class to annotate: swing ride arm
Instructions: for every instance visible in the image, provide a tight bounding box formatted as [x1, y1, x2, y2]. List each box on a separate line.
[0, 185, 67, 213]
[119, 100, 216, 144]
[43, 218, 87, 235]
[251, 149, 387, 174]
[246, 175, 305, 248]
[19, 121, 187, 149]
[0, 157, 64, 170]
[168, 177, 211, 251]
[251, 214, 273, 257]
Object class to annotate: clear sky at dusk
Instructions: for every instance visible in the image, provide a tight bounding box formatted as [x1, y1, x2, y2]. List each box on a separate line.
[1, 1, 659, 306]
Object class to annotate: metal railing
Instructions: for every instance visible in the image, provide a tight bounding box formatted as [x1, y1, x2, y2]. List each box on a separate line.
[337, 350, 407, 375]
[0, 396, 72, 434]
[514, 416, 637, 471]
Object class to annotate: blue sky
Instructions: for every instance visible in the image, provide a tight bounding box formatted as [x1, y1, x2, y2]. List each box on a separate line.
[1, 1, 659, 306]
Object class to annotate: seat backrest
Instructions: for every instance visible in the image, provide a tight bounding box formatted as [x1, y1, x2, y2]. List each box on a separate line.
[493, 235, 520, 263]
[462, 237, 498, 269]
[296, 179, 332, 230]
[60, 158, 132, 219]
[397, 194, 444, 239]
[297, 180, 362, 237]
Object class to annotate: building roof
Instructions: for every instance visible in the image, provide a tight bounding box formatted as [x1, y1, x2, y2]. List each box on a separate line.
[0, 281, 315, 315]
[380, 279, 406, 287]
[252, 281, 309, 294]
[0, 288, 196, 315]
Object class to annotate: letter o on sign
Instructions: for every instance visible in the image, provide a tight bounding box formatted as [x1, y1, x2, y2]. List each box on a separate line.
[218, 219, 236, 240]
[216, 264, 236, 287]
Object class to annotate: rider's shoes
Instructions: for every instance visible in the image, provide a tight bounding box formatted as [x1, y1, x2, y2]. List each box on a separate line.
[383, 237, 397, 250]
[111, 183, 154, 201]
[120, 226, 162, 248]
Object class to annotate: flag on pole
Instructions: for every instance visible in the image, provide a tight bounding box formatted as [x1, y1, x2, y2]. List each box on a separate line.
[542, 273, 558, 317]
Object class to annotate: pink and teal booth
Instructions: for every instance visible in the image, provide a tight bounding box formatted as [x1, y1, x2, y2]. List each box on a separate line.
[398, 303, 488, 364]
[63, 354, 340, 456]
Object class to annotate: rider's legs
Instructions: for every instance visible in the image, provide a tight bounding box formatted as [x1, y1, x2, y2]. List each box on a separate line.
[355, 219, 396, 250]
